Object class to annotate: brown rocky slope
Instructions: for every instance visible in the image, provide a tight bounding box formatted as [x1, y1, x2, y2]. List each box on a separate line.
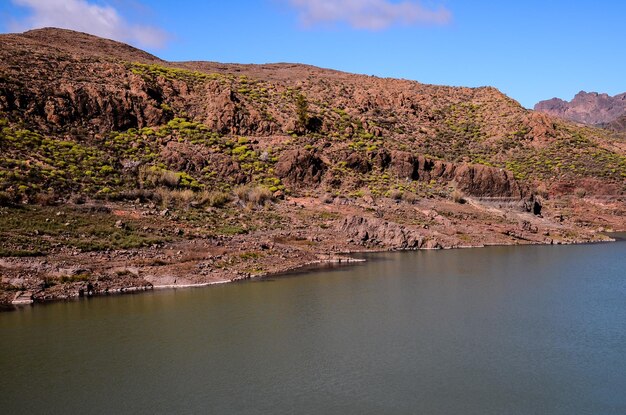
[1, 28, 625, 307]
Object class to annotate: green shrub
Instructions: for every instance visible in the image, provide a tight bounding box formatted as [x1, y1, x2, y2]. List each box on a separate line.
[59, 274, 90, 283]
[295, 92, 309, 133]
[100, 165, 115, 175]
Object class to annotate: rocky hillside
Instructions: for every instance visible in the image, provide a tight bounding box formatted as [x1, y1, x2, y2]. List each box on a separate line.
[1, 28, 625, 306]
[2, 29, 625, 202]
[535, 91, 626, 132]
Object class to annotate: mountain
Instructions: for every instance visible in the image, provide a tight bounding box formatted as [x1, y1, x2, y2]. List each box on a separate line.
[605, 114, 626, 131]
[1, 28, 625, 306]
[535, 91, 626, 131]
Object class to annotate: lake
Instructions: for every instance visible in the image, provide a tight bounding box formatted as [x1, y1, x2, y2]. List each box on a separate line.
[1, 237, 626, 414]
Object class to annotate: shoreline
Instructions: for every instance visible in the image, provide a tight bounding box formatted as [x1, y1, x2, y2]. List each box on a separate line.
[4, 233, 622, 310]
[2, 189, 624, 312]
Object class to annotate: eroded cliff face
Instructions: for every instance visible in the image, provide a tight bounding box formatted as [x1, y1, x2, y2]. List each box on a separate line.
[275, 149, 530, 200]
[338, 215, 426, 249]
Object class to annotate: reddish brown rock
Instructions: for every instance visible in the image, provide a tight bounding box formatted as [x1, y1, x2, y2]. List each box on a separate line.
[339, 215, 424, 249]
[387, 151, 528, 199]
[452, 164, 527, 199]
[274, 150, 327, 188]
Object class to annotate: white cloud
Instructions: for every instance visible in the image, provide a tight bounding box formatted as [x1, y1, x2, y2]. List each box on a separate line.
[287, 0, 451, 30]
[10, 0, 168, 48]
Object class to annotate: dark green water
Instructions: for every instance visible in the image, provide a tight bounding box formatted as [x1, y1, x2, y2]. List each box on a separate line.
[2, 238, 626, 414]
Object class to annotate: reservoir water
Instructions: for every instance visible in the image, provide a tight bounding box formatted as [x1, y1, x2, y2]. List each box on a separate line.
[2, 237, 626, 414]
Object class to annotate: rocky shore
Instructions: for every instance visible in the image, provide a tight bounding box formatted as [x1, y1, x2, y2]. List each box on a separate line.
[1, 192, 622, 309]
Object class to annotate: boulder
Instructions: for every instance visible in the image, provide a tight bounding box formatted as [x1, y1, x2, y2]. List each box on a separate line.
[275, 150, 327, 188]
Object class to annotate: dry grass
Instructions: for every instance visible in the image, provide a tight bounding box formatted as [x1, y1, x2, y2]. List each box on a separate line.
[234, 185, 274, 207]
[535, 184, 549, 199]
[170, 189, 194, 208]
[139, 166, 180, 188]
[402, 191, 418, 204]
[34, 192, 58, 206]
[388, 189, 403, 201]
[197, 190, 231, 208]
[155, 187, 172, 208]
[451, 189, 466, 204]
[155, 188, 194, 208]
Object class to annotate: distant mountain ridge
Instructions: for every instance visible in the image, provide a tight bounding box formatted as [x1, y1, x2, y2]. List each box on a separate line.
[535, 91, 626, 131]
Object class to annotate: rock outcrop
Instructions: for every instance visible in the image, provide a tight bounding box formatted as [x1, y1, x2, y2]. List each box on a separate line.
[452, 164, 527, 199]
[275, 150, 327, 187]
[387, 151, 528, 199]
[339, 216, 424, 249]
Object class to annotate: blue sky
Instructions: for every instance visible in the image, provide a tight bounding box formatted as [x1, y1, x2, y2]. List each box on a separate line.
[1, 0, 624, 108]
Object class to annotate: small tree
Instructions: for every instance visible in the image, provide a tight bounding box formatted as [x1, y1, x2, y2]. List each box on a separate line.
[295, 92, 308, 134]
